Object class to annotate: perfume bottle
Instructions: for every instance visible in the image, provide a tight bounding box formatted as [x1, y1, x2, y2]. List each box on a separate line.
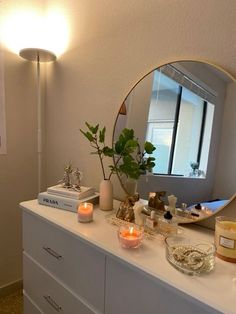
[158, 210, 178, 236]
[145, 210, 158, 231]
[167, 194, 177, 215]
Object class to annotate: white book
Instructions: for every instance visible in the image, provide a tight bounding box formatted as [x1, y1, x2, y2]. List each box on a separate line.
[38, 191, 99, 212]
[47, 184, 95, 200]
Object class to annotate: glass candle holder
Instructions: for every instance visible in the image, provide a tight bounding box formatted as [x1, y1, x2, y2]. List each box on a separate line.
[118, 225, 143, 249]
[215, 216, 236, 263]
[77, 202, 93, 223]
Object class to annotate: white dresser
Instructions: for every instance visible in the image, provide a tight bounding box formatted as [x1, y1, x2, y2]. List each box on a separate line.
[21, 200, 236, 314]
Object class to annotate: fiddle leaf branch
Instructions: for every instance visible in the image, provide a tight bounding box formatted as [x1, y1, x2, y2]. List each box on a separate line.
[80, 122, 156, 181]
[80, 122, 113, 179]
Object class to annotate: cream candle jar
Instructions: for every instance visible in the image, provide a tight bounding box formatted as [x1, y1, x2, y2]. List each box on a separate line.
[215, 216, 236, 263]
[77, 202, 93, 223]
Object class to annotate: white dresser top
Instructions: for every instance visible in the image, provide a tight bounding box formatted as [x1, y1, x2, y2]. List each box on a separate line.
[20, 200, 236, 314]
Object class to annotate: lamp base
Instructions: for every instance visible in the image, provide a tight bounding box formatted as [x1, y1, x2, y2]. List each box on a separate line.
[19, 48, 56, 62]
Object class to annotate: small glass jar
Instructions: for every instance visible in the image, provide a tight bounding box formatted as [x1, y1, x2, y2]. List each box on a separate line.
[77, 202, 93, 223]
[215, 216, 236, 263]
[118, 225, 143, 249]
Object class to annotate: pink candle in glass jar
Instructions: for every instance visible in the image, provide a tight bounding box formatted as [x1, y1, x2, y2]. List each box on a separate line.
[118, 225, 143, 248]
[78, 202, 93, 223]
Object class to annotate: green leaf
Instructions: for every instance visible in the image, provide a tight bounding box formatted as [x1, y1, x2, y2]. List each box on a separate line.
[93, 124, 99, 134]
[148, 157, 156, 161]
[99, 127, 106, 143]
[144, 141, 156, 154]
[85, 122, 99, 134]
[114, 140, 124, 154]
[80, 129, 94, 142]
[85, 122, 93, 131]
[124, 139, 138, 153]
[122, 155, 134, 163]
[103, 146, 114, 157]
[122, 128, 134, 141]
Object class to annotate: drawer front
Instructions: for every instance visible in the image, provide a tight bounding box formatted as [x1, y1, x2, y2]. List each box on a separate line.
[105, 256, 219, 314]
[23, 253, 94, 314]
[23, 211, 105, 313]
[23, 291, 43, 314]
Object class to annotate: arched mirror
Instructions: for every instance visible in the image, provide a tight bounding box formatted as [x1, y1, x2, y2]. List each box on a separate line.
[113, 61, 236, 225]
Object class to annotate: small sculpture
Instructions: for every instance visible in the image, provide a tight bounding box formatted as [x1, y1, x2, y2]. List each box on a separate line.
[62, 164, 73, 188]
[148, 191, 166, 211]
[59, 163, 83, 192]
[73, 168, 83, 190]
[116, 194, 140, 222]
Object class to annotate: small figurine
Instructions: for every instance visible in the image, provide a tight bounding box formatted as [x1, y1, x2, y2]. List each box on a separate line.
[116, 194, 140, 222]
[62, 163, 73, 188]
[148, 191, 166, 211]
[59, 163, 84, 192]
[73, 168, 83, 190]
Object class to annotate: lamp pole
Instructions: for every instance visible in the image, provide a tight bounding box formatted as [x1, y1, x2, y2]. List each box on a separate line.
[19, 48, 56, 193]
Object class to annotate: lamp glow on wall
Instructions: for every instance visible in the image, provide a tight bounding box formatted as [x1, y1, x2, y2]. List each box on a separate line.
[0, 8, 69, 57]
[1, 7, 69, 193]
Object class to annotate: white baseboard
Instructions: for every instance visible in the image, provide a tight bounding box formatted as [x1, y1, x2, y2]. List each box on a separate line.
[0, 279, 23, 298]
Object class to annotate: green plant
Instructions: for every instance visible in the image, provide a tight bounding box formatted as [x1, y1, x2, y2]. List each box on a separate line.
[80, 122, 156, 180]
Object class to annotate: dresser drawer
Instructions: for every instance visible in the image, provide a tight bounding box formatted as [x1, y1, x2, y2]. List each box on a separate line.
[23, 291, 43, 314]
[24, 253, 94, 314]
[23, 211, 105, 313]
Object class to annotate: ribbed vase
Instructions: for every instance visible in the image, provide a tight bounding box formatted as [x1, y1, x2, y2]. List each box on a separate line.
[99, 179, 113, 211]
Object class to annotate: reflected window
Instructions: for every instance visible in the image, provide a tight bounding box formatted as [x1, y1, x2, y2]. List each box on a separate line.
[146, 67, 214, 177]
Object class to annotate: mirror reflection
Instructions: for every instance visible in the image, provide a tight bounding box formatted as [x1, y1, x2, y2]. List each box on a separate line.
[113, 61, 235, 223]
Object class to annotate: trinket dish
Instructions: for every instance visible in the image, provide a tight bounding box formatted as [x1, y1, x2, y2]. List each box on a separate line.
[165, 235, 215, 275]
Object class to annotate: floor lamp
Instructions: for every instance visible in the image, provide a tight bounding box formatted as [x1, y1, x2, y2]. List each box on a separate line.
[19, 48, 56, 193]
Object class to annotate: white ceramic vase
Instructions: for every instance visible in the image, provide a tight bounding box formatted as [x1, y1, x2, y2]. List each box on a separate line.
[99, 179, 113, 211]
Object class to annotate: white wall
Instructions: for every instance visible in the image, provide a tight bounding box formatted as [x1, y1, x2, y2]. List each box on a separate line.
[213, 81, 236, 198]
[0, 50, 38, 288]
[0, 0, 46, 290]
[1, 0, 236, 288]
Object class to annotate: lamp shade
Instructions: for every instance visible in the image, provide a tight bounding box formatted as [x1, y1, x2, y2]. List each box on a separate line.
[19, 48, 56, 62]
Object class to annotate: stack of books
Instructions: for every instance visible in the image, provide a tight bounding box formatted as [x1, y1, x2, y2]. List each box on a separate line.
[38, 185, 99, 212]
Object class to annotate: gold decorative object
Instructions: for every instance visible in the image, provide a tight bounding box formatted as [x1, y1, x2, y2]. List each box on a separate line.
[148, 191, 166, 211]
[116, 194, 140, 222]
